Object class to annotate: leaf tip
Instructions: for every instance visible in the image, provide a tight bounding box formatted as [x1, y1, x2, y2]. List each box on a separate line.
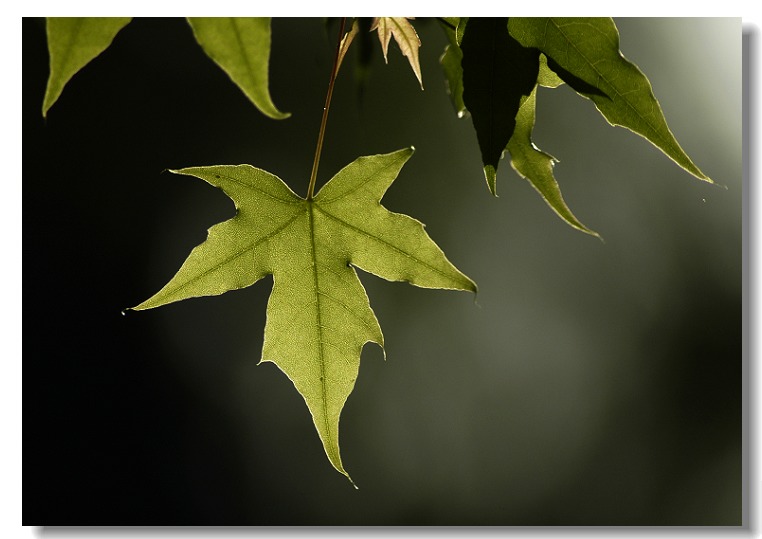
[586, 228, 604, 242]
[346, 473, 359, 489]
[698, 172, 716, 185]
[128, 301, 151, 312]
[268, 109, 292, 120]
[42, 83, 60, 118]
[465, 277, 479, 296]
[375, 339, 387, 361]
[484, 165, 498, 196]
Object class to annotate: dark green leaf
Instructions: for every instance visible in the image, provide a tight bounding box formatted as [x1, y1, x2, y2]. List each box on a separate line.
[545, 56, 607, 97]
[461, 18, 539, 195]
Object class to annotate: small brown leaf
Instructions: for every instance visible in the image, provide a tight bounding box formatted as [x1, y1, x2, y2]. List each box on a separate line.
[371, 17, 423, 89]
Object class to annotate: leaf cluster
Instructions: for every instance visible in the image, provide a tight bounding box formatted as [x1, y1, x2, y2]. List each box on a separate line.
[41, 17, 715, 485]
[43, 17, 287, 119]
[440, 17, 712, 236]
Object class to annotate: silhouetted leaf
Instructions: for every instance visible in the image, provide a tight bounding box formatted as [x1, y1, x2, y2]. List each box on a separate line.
[461, 18, 539, 194]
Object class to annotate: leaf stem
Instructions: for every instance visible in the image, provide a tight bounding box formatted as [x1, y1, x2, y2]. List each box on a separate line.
[306, 17, 347, 200]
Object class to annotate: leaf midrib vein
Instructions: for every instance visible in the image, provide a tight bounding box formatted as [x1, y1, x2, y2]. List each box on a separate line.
[307, 203, 334, 464]
[229, 18, 257, 91]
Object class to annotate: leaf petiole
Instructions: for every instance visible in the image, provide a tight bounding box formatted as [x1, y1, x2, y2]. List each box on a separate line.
[306, 17, 347, 200]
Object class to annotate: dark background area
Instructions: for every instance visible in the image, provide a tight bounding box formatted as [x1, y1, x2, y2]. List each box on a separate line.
[23, 18, 742, 525]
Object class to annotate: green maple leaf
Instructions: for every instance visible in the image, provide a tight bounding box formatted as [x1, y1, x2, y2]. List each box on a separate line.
[42, 17, 132, 117]
[130, 148, 476, 484]
[187, 17, 289, 120]
[504, 53, 599, 237]
[508, 17, 711, 183]
[439, 17, 710, 236]
[508, 86, 599, 238]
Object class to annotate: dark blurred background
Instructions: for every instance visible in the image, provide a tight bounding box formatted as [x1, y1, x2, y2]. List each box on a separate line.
[23, 17, 742, 525]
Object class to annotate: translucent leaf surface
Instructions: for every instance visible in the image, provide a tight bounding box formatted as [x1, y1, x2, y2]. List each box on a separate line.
[187, 17, 289, 120]
[508, 88, 599, 238]
[439, 18, 466, 116]
[371, 17, 424, 89]
[537, 53, 564, 88]
[131, 149, 476, 483]
[42, 17, 132, 117]
[508, 17, 711, 182]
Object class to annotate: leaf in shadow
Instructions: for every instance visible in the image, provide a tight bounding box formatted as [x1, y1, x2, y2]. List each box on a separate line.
[461, 18, 539, 194]
[545, 56, 608, 98]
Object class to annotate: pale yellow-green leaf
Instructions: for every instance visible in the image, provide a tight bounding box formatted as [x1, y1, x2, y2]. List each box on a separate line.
[187, 17, 289, 120]
[43, 17, 132, 117]
[537, 53, 564, 88]
[371, 17, 424, 89]
[131, 149, 475, 483]
[508, 88, 599, 238]
[456, 17, 468, 46]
